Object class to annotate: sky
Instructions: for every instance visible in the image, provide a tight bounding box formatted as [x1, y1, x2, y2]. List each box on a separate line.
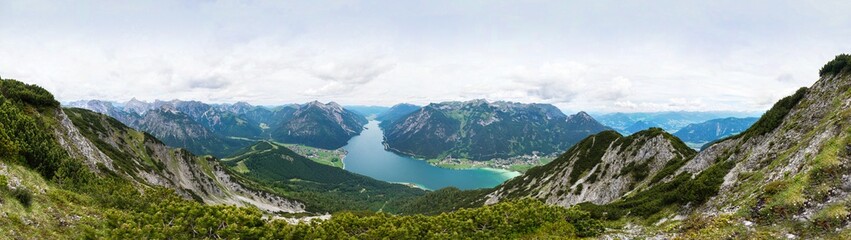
[1, 1, 850, 113]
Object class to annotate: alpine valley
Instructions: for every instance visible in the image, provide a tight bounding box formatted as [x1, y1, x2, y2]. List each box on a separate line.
[3, 55, 851, 239]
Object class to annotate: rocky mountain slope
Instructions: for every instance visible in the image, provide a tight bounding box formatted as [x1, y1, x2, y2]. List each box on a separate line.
[59, 108, 305, 213]
[673, 116, 758, 144]
[667, 56, 851, 236]
[485, 128, 697, 207]
[382, 100, 609, 160]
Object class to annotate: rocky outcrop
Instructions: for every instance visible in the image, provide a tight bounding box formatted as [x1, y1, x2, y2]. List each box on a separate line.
[485, 129, 696, 207]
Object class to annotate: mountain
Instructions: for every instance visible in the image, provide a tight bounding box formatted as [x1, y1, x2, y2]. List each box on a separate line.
[623, 120, 660, 135]
[376, 103, 421, 127]
[382, 100, 609, 160]
[132, 108, 250, 157]
[593, 111, 760, 134]
[344, 105, 390, 118]
[270, 101, 368, 149]
[485, 128, 697, 207]
[221, 141, 425, 212]
[67, 99, 368, 154]
[673, 117, 758, 143]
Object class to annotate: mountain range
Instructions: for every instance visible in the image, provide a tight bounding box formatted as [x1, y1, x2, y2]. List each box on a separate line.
[68, 99, 368, 156]
[593, 111, 760, 135]
[381, 100, 610, 160]
[673, 117, 759, 144]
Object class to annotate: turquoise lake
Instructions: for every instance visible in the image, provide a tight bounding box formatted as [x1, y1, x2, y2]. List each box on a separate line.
[342, 121, 520, 190]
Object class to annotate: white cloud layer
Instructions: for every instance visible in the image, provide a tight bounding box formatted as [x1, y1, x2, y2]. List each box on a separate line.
[1, 0, 850, 112]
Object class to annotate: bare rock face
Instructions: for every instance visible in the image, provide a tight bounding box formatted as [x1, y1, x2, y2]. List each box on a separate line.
[54, 109, 115, 172]
[486, 128, 696, 207]
[58, 108, 305, 213]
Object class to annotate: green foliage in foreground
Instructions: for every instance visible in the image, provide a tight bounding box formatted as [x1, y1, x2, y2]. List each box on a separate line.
[397, 187, 491, 215]
[109, 192, 603, 239]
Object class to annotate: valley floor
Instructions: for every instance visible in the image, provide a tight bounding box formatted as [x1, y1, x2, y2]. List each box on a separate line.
[426, 154, 556, 173]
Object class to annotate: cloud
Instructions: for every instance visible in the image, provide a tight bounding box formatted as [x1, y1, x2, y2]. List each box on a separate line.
[1, 1, 850, 111]
[613, 98, 706, 112]
[506, 62, 588, 103]
[499, 63, 633, 105]
[775, 73, 794, 83]
[187, 75, 230, 89]
[302, 56, 396, 97]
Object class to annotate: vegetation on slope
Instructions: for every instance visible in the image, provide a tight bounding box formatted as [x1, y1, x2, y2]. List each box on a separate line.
[739, 87, 808, 141]
[819, 53, 851, 77]
[221, 141, 426, 213]
[578, 159, 735, 221]
[109, 194, 603, 239]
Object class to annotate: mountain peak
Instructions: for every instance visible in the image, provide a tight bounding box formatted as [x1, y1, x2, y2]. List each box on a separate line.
[567, 111, 595, 123]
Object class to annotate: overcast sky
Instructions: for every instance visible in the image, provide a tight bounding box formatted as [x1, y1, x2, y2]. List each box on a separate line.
[1, 1, 850, 112]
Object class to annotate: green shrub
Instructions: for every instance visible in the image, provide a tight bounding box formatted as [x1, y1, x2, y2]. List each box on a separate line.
[11, 187, 33, 207]
[819, 54, 851, 77]
[740, 87, 808, 141]
[0, 78, 60, 108]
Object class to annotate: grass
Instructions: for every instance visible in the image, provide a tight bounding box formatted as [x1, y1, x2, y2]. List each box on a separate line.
[0, 162, 106, 239]
[283, 143, 345, 168]
[233, 161, 250, 173]
[425, 156, 554, 172]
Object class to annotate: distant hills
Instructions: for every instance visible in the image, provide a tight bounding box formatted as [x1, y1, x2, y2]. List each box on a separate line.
[344, 105, 390, 118]
[376, 103, 421, 128]
[673, 117, 759, 144]
[381, 100, 609, 160]
[593, 111, 760, 135]
[68, 99, 368, 156]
